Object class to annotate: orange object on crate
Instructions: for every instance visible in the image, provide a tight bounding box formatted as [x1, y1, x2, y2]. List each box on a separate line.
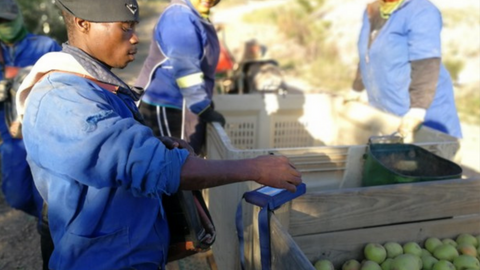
[215, 43, 234, 74]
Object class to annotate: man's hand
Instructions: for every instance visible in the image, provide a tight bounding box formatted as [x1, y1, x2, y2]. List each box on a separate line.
[398, 108, 426, 138]
[199, 107, 226, 127]
[179, 154, 302, 191]
[158, 136, 195, 154]
[252, 155, 302, 193]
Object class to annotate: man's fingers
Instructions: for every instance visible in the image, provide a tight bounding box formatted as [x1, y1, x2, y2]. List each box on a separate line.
[289, 175, 302, 186]
[283, 182, 297, 193]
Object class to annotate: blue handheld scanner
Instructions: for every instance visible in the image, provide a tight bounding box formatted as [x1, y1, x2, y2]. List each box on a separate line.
[243, 183, 306, 210]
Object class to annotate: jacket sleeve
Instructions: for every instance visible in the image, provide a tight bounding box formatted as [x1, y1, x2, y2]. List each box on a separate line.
[409, 58, 440, 109]
[23, 75, 189, 198]
[351, 62, 365, 91]
[406, 4, 443, 109]
[157, 9, 211, 114]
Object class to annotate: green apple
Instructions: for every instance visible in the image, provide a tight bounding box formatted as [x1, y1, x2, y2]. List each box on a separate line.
[384, 242, 403, 258]
[433, 244, 459, 261]
[425, 237, 443, 253]
[432, 260, 455, 270]
[458, 243, 478, 257]
[422, 255, 439, 270]
[457, 234, 479, 248]
[403, 242, 422, 257]
[380, 258, 392, 270]
[390, 253, 421, 270]
[364, 243, 387, 264]
[422, 248, 433, 257]
[342, 259, 361, 270]
[442, 238, 458, 247]
[314, 259, 334, 270]
[453, 254, 480, 270]
[360, 260, 381, 270]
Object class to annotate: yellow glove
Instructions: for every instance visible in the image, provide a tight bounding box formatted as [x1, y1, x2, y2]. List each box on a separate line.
[398, 108, 426, 138]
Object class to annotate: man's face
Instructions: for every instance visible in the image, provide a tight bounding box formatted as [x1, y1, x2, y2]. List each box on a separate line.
[190, 0, 221, 17]
[85, 21, 138, 69]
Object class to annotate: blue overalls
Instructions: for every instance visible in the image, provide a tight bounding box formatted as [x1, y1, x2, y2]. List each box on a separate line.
[357, 0, 462, 138]
[0, 33, 61, 217]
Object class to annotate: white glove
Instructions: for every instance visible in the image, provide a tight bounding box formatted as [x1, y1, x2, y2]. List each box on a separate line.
[398, 108, 426, 138]
[343, 89, 363, 103]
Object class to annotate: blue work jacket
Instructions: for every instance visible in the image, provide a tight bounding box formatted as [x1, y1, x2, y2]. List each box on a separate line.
[22, 71, 189, 269]
[136, 0, 220, 114]
[0, 33, 61, 217]
[357, 0, 462, 138]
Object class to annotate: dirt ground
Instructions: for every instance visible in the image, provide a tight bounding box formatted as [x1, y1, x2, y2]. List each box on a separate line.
[0, 192, 41, 270]
[0, 0, 478, 269]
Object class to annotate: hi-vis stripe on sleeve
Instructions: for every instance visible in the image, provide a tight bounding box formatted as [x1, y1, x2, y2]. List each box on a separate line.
[176, 72, 204, 89]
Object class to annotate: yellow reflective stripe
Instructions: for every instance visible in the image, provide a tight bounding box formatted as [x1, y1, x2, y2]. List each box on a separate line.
[176, 73, 204, 89]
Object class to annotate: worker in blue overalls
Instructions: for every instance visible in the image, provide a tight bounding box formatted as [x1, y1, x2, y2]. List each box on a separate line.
[17, 0, 302, 268]
[136, 0, 225, 156]
[0, 0, 61, 268]
[347, 0, 462, 139]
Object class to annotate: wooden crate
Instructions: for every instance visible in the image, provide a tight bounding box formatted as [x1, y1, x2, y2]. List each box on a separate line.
[204, 93, 462, 270]
[265, 177, 480, 270]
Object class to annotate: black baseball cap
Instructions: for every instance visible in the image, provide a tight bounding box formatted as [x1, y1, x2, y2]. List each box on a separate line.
[55, 0, 140, 22]
[0, 0, 20, 21]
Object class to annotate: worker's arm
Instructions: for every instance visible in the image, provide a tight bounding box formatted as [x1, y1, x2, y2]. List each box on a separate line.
[408, 58, 440, 110]
[351, 62, 365, 92]
[159, 9, 225, 126]
[398, 58, 440, 137]
[344, 63, 365, 103]
[179, 154, 302, 193]
[159, 9, 210, 114]
[399, 4, 443, 137]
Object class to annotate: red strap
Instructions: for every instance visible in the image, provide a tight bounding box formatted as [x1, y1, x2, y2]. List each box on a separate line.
[41, 70, 120, 94]
[5, 66, 20, 79]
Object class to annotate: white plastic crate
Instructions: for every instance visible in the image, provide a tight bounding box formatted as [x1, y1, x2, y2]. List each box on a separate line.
[203, 93, 460, 270]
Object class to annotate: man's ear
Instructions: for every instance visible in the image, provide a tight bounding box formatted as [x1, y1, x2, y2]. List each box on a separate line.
[74, 17, 90, 33]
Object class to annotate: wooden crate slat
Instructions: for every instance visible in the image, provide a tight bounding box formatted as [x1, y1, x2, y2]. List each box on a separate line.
[270, 215, 315, 270]
[293, 215, 480, 269]
[289, 178, 480, 236]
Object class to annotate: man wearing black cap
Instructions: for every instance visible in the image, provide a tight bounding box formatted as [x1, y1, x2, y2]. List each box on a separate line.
[0, 0, 60, 268]
[16, 0, 302, 269]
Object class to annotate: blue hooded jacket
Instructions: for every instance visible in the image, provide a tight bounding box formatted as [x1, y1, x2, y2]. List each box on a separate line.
[19, 51, 190, 269]
[135, 0, 220, 115]
[0, 33, 61, 217]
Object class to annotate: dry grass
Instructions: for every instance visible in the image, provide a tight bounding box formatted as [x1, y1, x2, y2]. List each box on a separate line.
[456, 84, 480, 125]
[242, 1, 352, 92]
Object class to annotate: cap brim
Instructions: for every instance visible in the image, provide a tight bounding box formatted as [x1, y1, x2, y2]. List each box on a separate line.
[0, 13, 18, 20]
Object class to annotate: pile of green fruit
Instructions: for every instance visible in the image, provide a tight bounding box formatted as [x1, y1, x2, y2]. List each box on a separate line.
[313, 233, 480, 270]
